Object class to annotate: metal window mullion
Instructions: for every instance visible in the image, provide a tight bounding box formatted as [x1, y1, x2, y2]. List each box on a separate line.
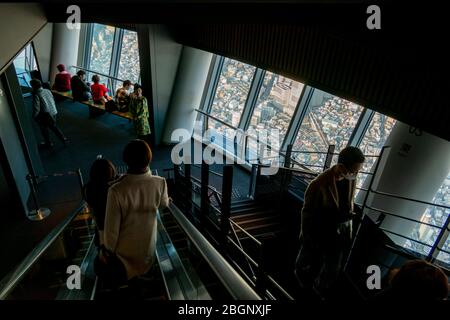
[430, 214, 450, 262]
[109, 28, 123, 91]
[202, 55, 224, 134]
[350, 108, 375, 147]
[239, 68, 265, 131]
[84, 23, 94, 71]
[281, 86, 314, 152]
[204, 55, 224, 114]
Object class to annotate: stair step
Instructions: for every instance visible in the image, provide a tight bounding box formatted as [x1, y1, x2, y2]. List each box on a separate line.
[231, 198, 255, 206]
[232, 215, 281, 226]
[233, 221, 282, 233]
[231, 210, 277, 222]
[231, 206, 268, 214]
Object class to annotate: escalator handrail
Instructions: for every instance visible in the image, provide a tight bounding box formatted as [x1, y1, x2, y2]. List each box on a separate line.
[0, 202, 86, 300]
[168, 202, 261, 300]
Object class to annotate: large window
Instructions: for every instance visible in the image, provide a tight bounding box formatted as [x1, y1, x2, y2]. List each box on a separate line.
[13, 43, 38, 94]
[89, 24, 115, 76]
[247, 72, 304, 151]
[404, 172, 450, 264]
[292, 89, 364, 171]
[208, 58, 256, 138]
[436, 233, 450, 268]
[117, 30, 141, 85]
[357, 113, 397, 189]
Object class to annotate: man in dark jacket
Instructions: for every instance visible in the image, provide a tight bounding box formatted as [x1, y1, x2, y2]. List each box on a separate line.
[71, 70, 92, 101]
[294, 146, 365, 298]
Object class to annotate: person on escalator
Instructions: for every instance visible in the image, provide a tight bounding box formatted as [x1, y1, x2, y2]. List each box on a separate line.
[294, 146, 365, 299]
[84, 158, 118, 247]
[103, 139, 170, 283]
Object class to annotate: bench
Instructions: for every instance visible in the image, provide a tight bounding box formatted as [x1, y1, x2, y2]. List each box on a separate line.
[52, 90, 134, 121]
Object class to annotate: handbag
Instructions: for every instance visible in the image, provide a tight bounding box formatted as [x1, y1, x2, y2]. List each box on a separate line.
[105, 99, 118, 112]
[94, 245, 127, 288]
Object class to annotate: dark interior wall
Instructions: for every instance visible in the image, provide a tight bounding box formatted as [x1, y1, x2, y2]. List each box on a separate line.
[0, 157, 12, 211]
[0, 3, 47, 74]
[0, 75, 30, 216]
[3, 65, 44, 177]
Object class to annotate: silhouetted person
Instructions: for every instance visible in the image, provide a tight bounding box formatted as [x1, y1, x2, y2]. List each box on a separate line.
[295, 146, 365, 298]
[104, 140, 169, 281]
[52, 64, 71, 92]
[71, 70, 92, 101]
[30, 79, 68, 148]
[84, 158, 118, 247]
[376, 260, 448, 300]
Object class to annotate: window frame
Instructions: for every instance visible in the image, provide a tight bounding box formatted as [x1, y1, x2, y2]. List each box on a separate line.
[83, 23, 140, 90]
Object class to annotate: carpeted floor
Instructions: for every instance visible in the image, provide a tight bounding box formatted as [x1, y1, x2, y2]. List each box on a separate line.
[0, 96, 175, 281]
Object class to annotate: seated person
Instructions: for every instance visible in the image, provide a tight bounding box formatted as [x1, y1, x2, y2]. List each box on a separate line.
[84, 158, 118, 246]
[71, 70, 92, 101]
[90, 75, 111, 105]
[104, 140, 170, 281]
[52, 64, 71, 92]
[115, 80, 132, 111]
[376, 260, 448, 300]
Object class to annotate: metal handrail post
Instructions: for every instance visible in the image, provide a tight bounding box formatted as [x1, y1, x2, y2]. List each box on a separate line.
[26, 174, 51, 221]
[220, 165, 233, 249]
[344, 146, 389, 271]
[323, 144, 336, 171]
[200, 161, 210, 231]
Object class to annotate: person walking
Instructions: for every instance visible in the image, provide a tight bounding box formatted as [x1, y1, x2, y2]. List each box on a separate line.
[30, 79, 68, 148]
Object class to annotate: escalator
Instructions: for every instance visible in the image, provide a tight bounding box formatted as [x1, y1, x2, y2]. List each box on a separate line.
[0, 200, 260, 300]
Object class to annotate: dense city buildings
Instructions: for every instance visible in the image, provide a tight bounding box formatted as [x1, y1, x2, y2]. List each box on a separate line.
[208, 58, 256, 139]
[89, 24, 140, 92]
[117, 30, 141, 85]
[89, 24, 115, 76]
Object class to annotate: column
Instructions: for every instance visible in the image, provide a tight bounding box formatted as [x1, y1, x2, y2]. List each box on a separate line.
[162, 46, 213, 144]
[359, 122, 450, 248]
[49, 23, 80, 84]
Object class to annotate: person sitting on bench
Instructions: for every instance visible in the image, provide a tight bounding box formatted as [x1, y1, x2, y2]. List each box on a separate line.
[91, 75, 111, 105]
[52, 64, 71, 92]
[115, 80, 132, 112]
[71, 70, 92, 102]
